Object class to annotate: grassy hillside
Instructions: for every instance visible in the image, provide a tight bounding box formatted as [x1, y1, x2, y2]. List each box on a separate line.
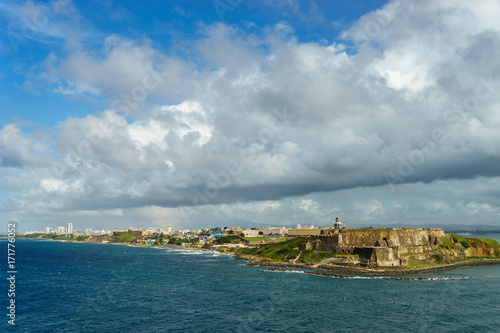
[452, 235, 500, 251]
[475, 237, 500, 249]
[238, 237, 308, 262]
[244, 237, 271, 242]
[110, 233, 136, 243]
[296, 250, 340, 263]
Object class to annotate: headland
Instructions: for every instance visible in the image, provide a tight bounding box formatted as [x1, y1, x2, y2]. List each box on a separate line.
[21, 224, 500, 276]
[233, 225, 500, 275]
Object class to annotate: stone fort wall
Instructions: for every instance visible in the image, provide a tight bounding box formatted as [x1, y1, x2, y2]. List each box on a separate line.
[305, 228, 445, 255]
[338, 228, 444, 247]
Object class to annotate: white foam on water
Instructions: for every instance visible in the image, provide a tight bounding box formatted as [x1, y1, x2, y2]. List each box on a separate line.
[264, 268, 473, 281]
[266, 269, 305, 274]
[180, 251, 205, 255]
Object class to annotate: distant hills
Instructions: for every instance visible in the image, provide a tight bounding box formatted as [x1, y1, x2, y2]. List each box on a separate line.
[347, 223, 500, 235]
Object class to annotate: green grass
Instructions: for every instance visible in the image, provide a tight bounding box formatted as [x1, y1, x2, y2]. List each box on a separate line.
[238, 237, 308, 262]
[273, 238, 287, 242]
[237, 237, 360, 263]
[330, 254, 360, 258]
[296, 250, 335, 263]
[110, 233, 136, 243]
[431, 254, 443, 262]
[452, 235, 472, 248]
[450, 235, 500, 250]
[438, 237, 455, 249]
[245, 237, 271, 242]
[476, 237, 500, 249]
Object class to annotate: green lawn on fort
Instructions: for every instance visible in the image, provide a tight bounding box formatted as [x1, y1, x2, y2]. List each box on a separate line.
[238, 237, 308, 261]
[244, 237, 272, 242]
[238, 237, 352, 263]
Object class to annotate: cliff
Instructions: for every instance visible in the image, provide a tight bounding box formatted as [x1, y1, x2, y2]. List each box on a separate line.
[239, 228, 500, 272]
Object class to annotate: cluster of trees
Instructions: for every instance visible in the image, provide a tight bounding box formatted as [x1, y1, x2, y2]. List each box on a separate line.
[19, 233, 89, 242]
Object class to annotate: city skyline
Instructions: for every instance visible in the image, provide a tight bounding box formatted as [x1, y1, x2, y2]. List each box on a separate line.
[1, 0, 500, 232]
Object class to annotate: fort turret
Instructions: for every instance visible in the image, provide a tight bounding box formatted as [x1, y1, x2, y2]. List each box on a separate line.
[334, 217, 342, 230]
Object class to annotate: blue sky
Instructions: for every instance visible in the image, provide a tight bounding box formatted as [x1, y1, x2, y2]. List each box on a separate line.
[1, 0, 387, 127]
[1, 0, 500, 232]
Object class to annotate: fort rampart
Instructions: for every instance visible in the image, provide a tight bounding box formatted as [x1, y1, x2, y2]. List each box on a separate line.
[302, 228, 446, 267]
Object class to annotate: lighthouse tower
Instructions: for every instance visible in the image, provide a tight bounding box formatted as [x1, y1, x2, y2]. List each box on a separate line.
[333, 217, 342, 230]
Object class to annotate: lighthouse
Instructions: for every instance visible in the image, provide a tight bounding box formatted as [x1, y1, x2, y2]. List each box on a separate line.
[334, 217, 342, 230]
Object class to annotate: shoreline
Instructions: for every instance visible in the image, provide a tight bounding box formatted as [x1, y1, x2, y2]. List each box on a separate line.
[26, 238, 500, 276]
[234, 253, 500, 276]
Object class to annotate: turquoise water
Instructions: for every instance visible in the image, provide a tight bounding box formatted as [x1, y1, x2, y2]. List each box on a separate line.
[1, 238, 500, 332]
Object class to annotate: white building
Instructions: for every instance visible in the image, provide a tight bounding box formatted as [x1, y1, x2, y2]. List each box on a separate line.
[167, 225, 172, 234]
[58, 226, 66, 234]
[242, 229, 260, 237]
[67, 223, 73, 235]
[261, 227, 288, 236]
[44, 227, 52, 234]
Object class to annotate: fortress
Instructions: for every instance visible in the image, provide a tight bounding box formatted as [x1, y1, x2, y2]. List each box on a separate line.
[300, 218, 446, 266]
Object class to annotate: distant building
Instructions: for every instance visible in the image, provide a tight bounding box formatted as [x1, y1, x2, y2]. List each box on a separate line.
[44, 227, 52, 234]
[167, 225, 172, 234]
[287, 229, 322, 236]
[261, 227, 288, 236]
[142, 228, 161, 236]
[242, 229, 260, 237]
[67, 223, 74, 235]
[58, 226, 66, 234]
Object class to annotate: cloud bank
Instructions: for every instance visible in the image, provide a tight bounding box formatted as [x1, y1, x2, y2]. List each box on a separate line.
[1, 0, 500, 230]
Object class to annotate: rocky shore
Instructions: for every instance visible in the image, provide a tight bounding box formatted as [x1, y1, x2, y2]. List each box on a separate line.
[51, 238, 500, 276]
[234, 253, 500, 276]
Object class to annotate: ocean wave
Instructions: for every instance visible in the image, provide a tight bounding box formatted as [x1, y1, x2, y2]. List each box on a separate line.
[179, 250, 206, 255]
[267, 269, 305, 274]
[265, 268, 473, 280]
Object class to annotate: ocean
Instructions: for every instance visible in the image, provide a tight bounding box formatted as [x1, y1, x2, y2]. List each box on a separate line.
[2, 236, 500, 332]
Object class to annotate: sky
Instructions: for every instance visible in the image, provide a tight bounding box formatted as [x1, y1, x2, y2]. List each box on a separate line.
[1, 0, 499, 232]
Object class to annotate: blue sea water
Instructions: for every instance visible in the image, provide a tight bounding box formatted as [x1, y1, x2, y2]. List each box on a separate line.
[1, 236, 500, 333]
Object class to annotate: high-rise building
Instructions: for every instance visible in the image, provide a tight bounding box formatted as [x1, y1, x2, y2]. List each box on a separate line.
[167, 225, 172, 234]
[44, 227, 52, 234]
[58, 226, 66, 234]
[67, 223, 73, 235]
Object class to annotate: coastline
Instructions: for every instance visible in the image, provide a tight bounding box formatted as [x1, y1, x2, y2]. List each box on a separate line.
[28, 238, 500, 276]
[234, 253, 500, 276]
